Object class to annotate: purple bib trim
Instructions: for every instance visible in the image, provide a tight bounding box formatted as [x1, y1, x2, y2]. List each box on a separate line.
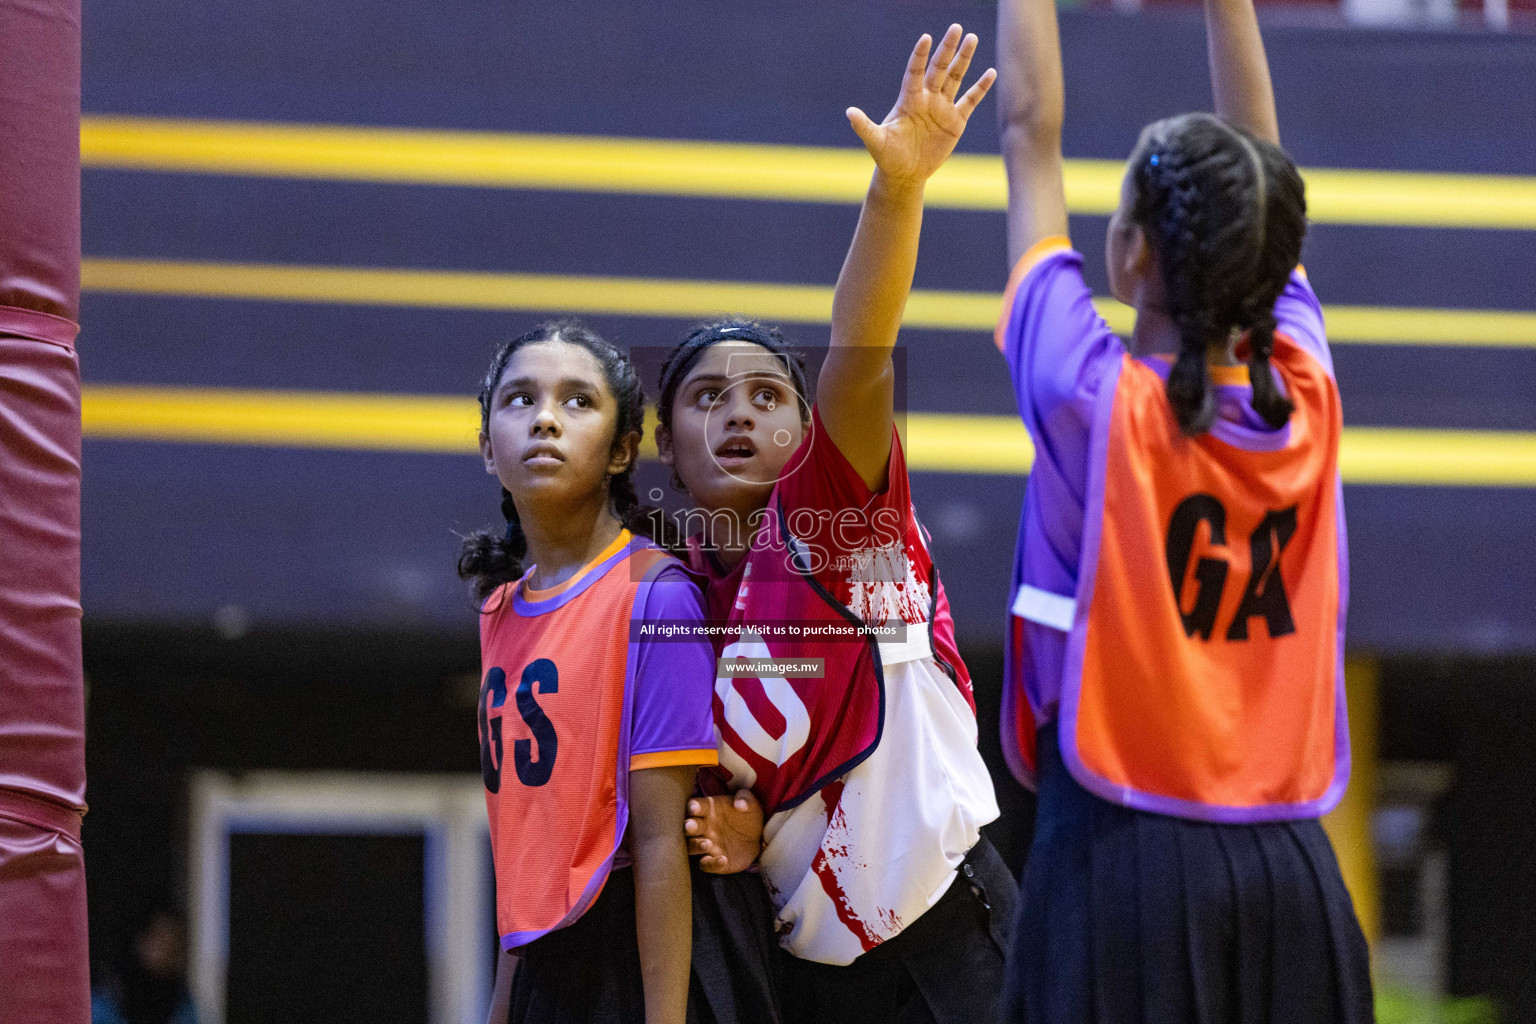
[512, 538, 653, 617]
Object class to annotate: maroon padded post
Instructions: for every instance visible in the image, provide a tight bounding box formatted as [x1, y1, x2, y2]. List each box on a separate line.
[0, 0, 89, 1019]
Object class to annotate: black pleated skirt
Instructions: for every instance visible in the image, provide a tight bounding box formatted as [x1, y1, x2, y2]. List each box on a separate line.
[1003, 728, 1374, 1024]
[509, 862, 785, 1024]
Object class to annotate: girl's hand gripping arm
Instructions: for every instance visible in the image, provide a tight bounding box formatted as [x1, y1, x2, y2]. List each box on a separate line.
[684, 789, 765, 875]
[820, 25, 996, 492]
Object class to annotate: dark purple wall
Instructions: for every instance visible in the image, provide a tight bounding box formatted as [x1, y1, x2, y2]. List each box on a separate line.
[80, 1, 1536, 652]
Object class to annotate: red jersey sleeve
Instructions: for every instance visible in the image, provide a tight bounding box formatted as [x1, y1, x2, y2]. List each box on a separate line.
[771, 404, 942, 630]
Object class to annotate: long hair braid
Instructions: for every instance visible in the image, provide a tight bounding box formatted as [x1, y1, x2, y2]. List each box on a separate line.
[609, 425, 683, 551]
[1237, 142, 1307, 428]
[1132, 113, 1308, 435]
[1150, 154, 1222, 434]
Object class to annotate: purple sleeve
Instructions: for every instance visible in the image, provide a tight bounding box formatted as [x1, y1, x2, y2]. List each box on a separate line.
[999, 249, 1125, 503]
[1272, 269, 1334, 377]
[998, 250, 1127, 725]
[628, 564, 718, 766]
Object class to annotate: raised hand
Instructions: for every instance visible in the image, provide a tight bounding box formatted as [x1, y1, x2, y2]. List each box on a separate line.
[846, 24, 997, 188]
[684, 790, 764, 874]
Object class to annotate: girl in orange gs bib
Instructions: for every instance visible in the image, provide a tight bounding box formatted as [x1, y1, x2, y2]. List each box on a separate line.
[670, 27, 1015, 1024]
[994, 0, 1372, 1017]
[460, 321, 725, 1024]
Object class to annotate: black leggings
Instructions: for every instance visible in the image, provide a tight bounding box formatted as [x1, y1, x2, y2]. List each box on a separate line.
[777, 836, 1018, 1024]
[510, 863, 786, 1024]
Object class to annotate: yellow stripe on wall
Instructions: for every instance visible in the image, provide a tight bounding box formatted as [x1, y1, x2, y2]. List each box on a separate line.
[81, 257, 1536, 350]
[81, 258, 846, 323]
[80, 116, 1536, 230]
[80, 385, 1536, 487]
[82, 384, 479, 453]
[904, 413, 1036, 476]
[1338, 427, 1536, 486]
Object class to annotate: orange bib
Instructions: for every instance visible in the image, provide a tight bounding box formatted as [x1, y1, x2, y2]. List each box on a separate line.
[480, 534, 676, 948]
[1059, 338, 1349, 821]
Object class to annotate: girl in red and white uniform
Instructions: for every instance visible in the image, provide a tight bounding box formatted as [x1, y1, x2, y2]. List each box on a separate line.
[665, 27, 1013, 1024]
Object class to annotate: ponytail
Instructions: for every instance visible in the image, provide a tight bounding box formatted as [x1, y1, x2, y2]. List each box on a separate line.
[457, 488, 529, 602]
[1168, 328, 1217, 435]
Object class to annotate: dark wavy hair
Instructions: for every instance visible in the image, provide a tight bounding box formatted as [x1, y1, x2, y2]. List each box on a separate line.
[1131, 113, 1307, 435]
[457, 320, 664, 600]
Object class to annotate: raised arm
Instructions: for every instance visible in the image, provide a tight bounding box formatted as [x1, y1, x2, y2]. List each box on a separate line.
[1204, 0, 1280, 144]
[820, 25, 995, 491]
[998, 0, 1070, 268]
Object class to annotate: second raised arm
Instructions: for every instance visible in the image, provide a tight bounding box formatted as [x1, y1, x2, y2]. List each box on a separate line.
[1204, 0, 1281, 144]
[998, 0, 1070, 267]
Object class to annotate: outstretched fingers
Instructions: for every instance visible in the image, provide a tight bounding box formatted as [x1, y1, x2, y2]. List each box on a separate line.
[901, 33, 934, 97]
[941, 32, 980, 101]
[858, 24, 996, 175]
[956, 67, 998, 121]
[923, 24, 964, 94]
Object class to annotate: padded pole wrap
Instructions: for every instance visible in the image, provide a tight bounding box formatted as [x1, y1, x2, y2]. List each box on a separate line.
[0, 0, 89, 1019]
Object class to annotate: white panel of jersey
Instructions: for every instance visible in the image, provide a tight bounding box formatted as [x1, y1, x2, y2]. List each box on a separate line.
[750, 645, 1000, 966]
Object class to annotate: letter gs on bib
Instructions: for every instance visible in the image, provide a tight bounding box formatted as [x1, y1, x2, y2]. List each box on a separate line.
[480, 659, 561, 791]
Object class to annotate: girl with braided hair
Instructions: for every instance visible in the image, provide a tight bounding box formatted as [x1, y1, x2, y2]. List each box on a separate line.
[994, 0, 1371, 1017]
[458, 320, 730, 1024]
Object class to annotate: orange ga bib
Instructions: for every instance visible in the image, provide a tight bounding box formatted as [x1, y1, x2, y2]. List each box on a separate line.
[1058, 338, 1349, 821]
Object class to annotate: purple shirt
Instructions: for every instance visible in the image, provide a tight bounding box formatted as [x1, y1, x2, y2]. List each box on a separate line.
[998, 245, 1332, 725]
[628, 563, 719, 766]
[615, 561, 718, 869]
